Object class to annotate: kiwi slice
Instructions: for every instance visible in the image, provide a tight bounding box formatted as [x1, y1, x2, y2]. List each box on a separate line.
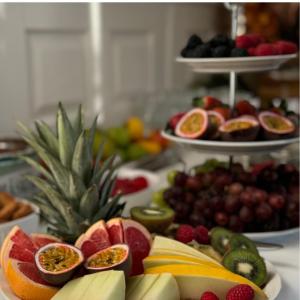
[130, 206, 174, 233]
[222, 249, 267, 287]
[228, 234, 259, 255]
[210, 227, 233, 255]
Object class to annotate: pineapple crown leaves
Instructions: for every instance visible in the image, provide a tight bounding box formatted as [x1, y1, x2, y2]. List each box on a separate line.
[18, 102, 124, 242]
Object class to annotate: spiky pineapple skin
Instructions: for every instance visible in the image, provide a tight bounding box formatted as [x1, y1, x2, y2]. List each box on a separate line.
[18, 103, 124, 243]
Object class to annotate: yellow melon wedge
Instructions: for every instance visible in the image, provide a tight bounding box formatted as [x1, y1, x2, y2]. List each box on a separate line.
[145, 264, 267, 300]
[143, 254, 223, 270]
[151, 236, 221, 267]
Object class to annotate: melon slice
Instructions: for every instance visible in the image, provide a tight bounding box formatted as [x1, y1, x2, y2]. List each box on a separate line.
[121, 219, 152, 275]
[143, 254, 222, 270]
[75, 220, 111, 258]
[145, 264, 267, 300]
[150, 236, 221, 266]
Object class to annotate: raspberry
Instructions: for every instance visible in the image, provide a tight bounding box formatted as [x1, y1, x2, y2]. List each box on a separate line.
[175, 224, 195, 244]
[273, 40, 298, 55]
[200, 291, 219, 300]
[247, 47, 256, 56]
[254, 43, 278, 56]
[235, 35, 253, 49]
[195, 225, 210, 244]
[212, 106, 231, 120]
[226, 284, 254, 300]
[235, 100, 256, 116]
[247, 33, 265, 47]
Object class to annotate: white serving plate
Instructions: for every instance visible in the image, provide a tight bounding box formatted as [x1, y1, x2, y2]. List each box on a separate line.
[0, 260, 281, 300]
[162, 130, 299, 155]
[176, 54, 297, 73]
[0, 199, 39, 246]
[245, 227, 299, 240]
[117, 168, 160, 217]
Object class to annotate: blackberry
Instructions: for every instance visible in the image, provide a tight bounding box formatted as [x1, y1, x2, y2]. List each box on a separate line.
[231, 48, 248, 57]
[210, 34, 233, 47]
[192, 44, 211, 58]
[186, 34, 202, 49]
[212, 46, 230, 57]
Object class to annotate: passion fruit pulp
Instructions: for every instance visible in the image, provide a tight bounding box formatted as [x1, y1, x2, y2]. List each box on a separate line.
[175, 108, 208, 139]
[207, 111, 225, 140]
[258, 111, 296, 140]
[84, 244, 131, 277]
[35, 242, 84, 286]
[219, 117, 259, 141]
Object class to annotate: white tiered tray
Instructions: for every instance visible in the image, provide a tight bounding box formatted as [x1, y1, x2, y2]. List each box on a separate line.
[176, 54, 297, 73]
[162, 131, 299, 155]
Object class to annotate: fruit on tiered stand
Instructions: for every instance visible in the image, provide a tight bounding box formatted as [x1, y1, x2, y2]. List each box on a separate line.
[165, 98, 299, 141]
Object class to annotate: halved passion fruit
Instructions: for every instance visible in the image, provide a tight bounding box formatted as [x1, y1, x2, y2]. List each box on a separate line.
[175, 108, 208, 139]
[258, 111, 296, 140]
[207, 111, 225, 139]
[219, 117, 259, 141]
[35, 242, 84, 286]
[84, 244, 131, 277]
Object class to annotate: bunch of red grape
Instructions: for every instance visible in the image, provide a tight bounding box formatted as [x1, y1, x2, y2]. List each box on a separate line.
[163, 162, 299, 232]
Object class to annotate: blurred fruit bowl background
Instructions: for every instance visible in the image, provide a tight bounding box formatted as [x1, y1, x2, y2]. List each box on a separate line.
[92, 116, 170, 163]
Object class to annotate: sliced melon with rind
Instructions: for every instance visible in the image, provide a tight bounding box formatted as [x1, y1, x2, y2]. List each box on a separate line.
[143, 255, 222, 270]
[143, 273, 180, 300]
[126, 274, 158, 300]
[151, 236, 221, 266]
[145, 264, 267, 300]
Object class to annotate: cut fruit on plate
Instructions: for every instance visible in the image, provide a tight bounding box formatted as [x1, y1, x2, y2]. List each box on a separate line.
[0, 226, 60, 300]
[30, 234, 62, 249]
[122, 219, 152, 275]
[145, 264, 267, 300]
[74, 220, 111, 259]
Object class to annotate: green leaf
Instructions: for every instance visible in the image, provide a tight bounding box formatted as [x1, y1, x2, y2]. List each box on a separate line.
[19, 155, 53, 182]
[91, 154, 116, 185]
[87, 116, 98, 160]
[57, 102, 75, 168]
[93, 143, 104, 177]
[67, 173, 86, 209]
[79, 184, 99, 219]
[73, 104, 83, 140]
[98, 174, 117, 208]
[35, 120, 59, 158]
[26, 175, 78, 233]
[72, 132, 91, 185]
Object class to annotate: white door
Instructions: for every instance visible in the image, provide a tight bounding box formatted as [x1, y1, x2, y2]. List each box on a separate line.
[0, 3, 92, 136]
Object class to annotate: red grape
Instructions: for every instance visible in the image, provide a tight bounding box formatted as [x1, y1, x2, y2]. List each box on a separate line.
[228, 215, 244, 232]
[255, 203, 273, 221]
[224, 195, 241, 213]
[189, 213, 206, 226]
[174, 172, 188, 186]
[210, 196, 224, 211]
[253, 189, 268, 203]
[239, 206, 254, 223]
[214, 212, 229, 226]
[185, 176, 202, 191]
[228, 182, 244, 195]
[268, 193, 285, 210]
[184, 192, 195, 205]
[240, 190, 256, 207]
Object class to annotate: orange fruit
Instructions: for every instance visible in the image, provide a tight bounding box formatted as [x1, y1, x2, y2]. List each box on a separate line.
[126, 117, 144, 140]
[6, 259, 58, 300]
[137, 140, 162, 154]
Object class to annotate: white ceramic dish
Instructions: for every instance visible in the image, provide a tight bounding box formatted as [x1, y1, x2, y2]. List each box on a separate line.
[161, 130, 299, 155]
[0, 199, 39, 245]
[118, 168, 159, 217]
[0, 260, 281, 300]
[245, 227, 299, 240]
[176, 54, 297, 73]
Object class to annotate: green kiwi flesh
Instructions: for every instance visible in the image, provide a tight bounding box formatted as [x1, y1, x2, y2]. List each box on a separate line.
[210, 227, 233, 255]
[228, 234, 259, 255]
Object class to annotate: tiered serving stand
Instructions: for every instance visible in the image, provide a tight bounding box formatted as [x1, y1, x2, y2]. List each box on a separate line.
[162, 4, 299, 157]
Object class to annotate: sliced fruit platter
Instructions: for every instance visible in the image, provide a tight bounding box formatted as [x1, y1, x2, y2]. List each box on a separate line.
[177, 33, 298, 73]
[0, 220, 281, 300]
[150, 159, 299, 234]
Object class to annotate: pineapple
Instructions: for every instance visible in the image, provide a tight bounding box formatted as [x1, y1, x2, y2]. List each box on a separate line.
[18, 103, 124, 243]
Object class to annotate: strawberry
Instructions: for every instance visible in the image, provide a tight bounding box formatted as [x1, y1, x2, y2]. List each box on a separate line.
[212, 106, 231, 120]
[247, 33, 265, 47]
[176, 224, 195, 244]
[273, 40, 298, 55]
[247, 47, 256, 56]
[195, 225, 209, 244]
[193, 96, 222, 110]
[235, 100, 256, 116]
[169, 112, 185, 129]
[254, 43, 278, 56]
[200, 291, 219, 300]
[236, 35, 253, 49]
[226, 284, 254, 300]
